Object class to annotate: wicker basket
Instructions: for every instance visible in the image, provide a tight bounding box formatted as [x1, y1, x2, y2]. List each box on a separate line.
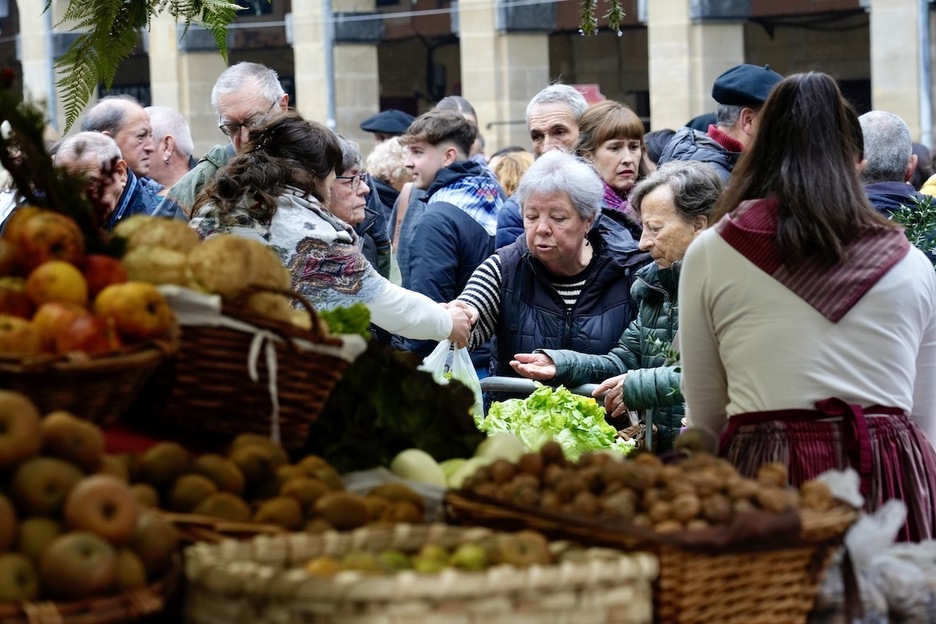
[150, 286, 367, 451]
[184, 523, 657, 624]
[0, 553, 181, 624]
[0, 335, 177, 427]
[444, 490, 858, 624]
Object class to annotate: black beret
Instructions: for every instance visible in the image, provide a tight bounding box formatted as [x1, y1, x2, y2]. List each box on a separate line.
[359, 109, 415, 136]
[711, 64, 783, 107]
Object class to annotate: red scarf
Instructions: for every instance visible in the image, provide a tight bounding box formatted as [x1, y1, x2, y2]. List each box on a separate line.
[716, 199, 910, 322]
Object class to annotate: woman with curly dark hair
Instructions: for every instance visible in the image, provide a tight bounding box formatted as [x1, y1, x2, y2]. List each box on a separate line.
[189, 111, 471, 345]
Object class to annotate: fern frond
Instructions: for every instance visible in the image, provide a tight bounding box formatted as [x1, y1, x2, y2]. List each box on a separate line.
[49, 0, 241, 132]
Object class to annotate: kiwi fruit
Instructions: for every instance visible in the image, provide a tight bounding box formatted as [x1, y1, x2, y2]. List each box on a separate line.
[130, 483, 160, 508]
[167, 474, 218, 513]
[253, 496, 303, 530]
[280, 477, 330, 511]
[138, 442, 190, 489]
[313, 492, 370, 531]
[193, 492, 252, 522]
[192, 454, 246, 496]
[367, 482, 426, 514]
[228, 434, 288, 467]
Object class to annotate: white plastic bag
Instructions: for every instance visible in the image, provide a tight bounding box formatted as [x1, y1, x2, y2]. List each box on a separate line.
[419, 340, 484, 424]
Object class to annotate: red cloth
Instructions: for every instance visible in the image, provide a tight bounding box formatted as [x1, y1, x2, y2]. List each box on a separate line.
[707, 124, 744, 153]
[721, 399, 936, 542]
[715, 198, 910, 322]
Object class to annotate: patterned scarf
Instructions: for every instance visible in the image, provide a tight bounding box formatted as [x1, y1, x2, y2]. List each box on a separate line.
[716, 198, 910, 322]
[429, 174, 503, 236]
[601, 180, 638, 223]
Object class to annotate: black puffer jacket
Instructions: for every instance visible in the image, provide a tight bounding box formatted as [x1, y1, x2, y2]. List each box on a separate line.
[658, 127, 736, 182]
[541, 261, 683, 450]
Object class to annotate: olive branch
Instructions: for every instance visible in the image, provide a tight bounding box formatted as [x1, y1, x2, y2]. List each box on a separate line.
[890, 194, 936, 267]
[578, 0, 626, 36]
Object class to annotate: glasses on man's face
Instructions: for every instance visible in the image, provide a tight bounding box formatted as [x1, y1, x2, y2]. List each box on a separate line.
[335, 172, 370, 192]
[218, 100, 277, 137]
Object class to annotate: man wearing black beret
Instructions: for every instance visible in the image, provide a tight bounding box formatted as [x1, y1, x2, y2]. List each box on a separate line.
[360, 109, 416, 145]
[658, 63, 783, 181]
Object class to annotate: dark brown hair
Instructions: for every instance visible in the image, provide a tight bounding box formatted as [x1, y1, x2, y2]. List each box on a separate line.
[399, 109, 477, 158]
[712, 72, 894, 269]
[194, 111, 342, 222]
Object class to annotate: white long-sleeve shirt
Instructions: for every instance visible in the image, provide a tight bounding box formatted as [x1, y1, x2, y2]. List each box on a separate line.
[678, 227, 936, 444]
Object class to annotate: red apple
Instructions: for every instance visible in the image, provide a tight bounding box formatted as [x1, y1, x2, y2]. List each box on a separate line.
[0, 277, 32, 318]
[0, 314, 41, 355]
[55, 313, 122, 355]
[0, 239, 19, 276]
[82, 254, 128, 299]
[93, 282, 173, 343]
[10, 210, 85, 274]
[32, 301, 85, 353]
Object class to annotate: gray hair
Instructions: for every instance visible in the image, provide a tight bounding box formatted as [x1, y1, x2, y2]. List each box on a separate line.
[515, 150, 602, 221]
[715, 103, 742, 128]
[80, 95, 141, 134]
[211, 62, 285, 115]
[335, 135, 363, 175]
[525, 84, 588, 127]
[629, 161, 724, 221]
[859, 110, 913, 184]
[366, 136, 409, 185]
[145, 106, 194, 158]
[436, 96, 477, 120]
[54, 131, 122, 169]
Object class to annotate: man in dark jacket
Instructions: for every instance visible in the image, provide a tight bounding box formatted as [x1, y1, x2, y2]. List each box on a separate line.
[396, 110, 504, 370]
[860, 110, 935, 261]
[658, 64, 783, 181]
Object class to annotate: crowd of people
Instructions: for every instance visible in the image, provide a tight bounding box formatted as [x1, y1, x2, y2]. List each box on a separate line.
[6, 60, 936, 542]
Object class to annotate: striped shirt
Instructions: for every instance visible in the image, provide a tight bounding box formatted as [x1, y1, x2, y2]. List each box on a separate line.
[457, 253, 591, 350]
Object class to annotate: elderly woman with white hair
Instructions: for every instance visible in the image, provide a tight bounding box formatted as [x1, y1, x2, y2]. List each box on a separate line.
[454, 150, 649, 379]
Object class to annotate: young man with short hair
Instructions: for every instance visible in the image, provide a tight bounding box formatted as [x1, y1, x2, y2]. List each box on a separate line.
[397, 109, 504, 371]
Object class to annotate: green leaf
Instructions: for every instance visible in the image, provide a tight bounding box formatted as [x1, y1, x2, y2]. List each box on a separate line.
[48, 0, 242, 132]
[890, 195, 936, 267]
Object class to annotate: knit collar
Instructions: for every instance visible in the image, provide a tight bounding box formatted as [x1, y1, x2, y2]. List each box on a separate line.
[707, 124, 745, 154]
[715, 198, 909, 322]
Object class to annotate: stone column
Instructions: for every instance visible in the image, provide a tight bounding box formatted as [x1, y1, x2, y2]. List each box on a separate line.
[148, 12, 228, 158]
[291, 0, 330, 123]
[458, 0, 550, 155]
[331, 0, 380, 147]
[869, 0, 922, 139]
[646, 0, 745, 130]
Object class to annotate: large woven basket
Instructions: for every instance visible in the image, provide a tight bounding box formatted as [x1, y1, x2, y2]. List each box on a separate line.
[0, 335, 177, 427]
[444, 490, 858, 624]
[184, 523, 658, 624]
[0, 553, 181, 624]
[149, 286, 367, 451]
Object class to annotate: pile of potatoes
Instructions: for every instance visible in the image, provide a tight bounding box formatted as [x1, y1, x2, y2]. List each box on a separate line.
[130, 435, 427, 533]
[462, 442, 838, 533]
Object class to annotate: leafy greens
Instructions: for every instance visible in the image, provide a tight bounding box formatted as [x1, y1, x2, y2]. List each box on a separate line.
[480, 384, 635, 461]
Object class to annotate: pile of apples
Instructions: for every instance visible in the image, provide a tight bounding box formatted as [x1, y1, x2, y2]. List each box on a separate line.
[0, 390, 180, 604]
[0, 207, 174, 356]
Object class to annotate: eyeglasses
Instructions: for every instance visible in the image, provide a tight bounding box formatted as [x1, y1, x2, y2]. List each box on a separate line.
[335, 172, 370, 192]
[218, 100, 277, 137]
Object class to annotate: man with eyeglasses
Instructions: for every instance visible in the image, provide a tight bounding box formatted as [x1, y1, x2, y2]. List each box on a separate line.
[153, 62, 288, 220]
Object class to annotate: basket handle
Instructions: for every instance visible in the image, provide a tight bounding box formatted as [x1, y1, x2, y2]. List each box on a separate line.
[238, 283, 328, 341]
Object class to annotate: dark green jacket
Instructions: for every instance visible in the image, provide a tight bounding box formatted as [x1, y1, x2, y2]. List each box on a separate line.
[540, 261, 683, 449]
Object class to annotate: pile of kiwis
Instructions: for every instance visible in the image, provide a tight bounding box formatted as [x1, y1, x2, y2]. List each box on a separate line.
[129, 434, 427, 533]
[461, 441, 839, 533]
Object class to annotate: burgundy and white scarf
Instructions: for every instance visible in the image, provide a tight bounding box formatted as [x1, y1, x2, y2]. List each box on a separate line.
[716, 198, 910, 322]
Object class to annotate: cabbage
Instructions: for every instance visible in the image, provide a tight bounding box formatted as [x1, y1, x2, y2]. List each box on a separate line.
[480, 384, 635, 461]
